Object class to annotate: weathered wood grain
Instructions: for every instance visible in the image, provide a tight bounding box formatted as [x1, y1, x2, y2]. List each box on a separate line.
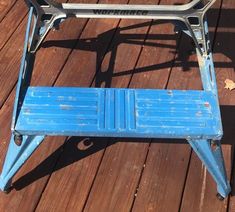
[0, 1, 27, 50]
[0, 0, 95, 211]
[0, 0, 17, 22]
[35, 0, 134, 210]
[132, 1, 224, 212]
[0, 0, 234, 211]
[84, 0, 183, 211]
[178, 0, 234, 211]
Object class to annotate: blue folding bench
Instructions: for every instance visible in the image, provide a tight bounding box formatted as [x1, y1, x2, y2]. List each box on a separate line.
[0, 0, 231, 199]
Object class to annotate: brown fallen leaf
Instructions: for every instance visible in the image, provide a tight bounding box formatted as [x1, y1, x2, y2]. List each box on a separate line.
[225, 79, 235, 91]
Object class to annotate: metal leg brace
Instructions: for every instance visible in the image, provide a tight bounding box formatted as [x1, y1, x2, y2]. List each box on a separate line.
[0, 135, 44, 191]
[188, 140, 231, 198]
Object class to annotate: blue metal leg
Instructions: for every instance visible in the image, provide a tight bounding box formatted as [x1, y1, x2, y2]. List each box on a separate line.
[0, 135, 44, 191]
[188, 139, 231, 198]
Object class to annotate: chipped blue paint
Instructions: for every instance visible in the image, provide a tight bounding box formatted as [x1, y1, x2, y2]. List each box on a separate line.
[0, 1, 231, 199]
[14, 87, 222, 139]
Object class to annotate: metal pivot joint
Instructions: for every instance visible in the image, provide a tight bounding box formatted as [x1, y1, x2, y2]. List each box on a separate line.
[0, 0, 231, 199]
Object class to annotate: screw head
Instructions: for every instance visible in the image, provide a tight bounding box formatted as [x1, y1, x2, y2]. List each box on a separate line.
[14, 135, 23, 146]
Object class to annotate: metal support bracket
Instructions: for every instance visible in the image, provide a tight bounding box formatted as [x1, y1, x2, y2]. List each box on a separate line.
[188, 140, 231, 198]
[26, 0, 215, 57]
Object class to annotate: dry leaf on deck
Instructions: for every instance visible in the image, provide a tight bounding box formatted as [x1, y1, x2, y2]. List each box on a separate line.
[224, 79, 235, 91]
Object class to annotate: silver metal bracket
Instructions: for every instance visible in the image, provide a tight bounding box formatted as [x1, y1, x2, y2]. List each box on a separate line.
[26, 0, 216, 57]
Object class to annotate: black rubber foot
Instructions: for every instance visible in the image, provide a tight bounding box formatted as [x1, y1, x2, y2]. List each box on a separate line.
[216, 193, 225, 201]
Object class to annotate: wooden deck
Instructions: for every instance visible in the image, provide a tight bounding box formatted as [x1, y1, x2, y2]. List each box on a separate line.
[0, 0, 234, 211]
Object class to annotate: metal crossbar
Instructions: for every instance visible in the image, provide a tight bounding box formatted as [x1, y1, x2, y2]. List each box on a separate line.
[27, 0, 215, 56]
[0, 0, 231, 200]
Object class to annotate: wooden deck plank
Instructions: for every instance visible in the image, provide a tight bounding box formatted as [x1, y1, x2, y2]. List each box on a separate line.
[0, 0, 17, 22]
[130, 14, 191, 212]
[0, 0, 233, 211]
[0, 1, 27, 50]
[35, 0, 134, 210]
[83, 0, 185, 211]
[0, 0, 70, 109]
[179, 1, 235, 211]
[132, 143, 191, 212]
[132, 1, 223, 212]
[0, 0, 93, 211]
[180, 152, 231, 212]
[0, 19, 29, 109]
[128, 3, 188, 211]
[37, 0, 152, 210]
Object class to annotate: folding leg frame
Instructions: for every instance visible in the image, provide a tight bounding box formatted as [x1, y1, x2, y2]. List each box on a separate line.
[0, 0, 231, 199]
[189, 140, 231, 199]
[0, 136, 44, 191]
